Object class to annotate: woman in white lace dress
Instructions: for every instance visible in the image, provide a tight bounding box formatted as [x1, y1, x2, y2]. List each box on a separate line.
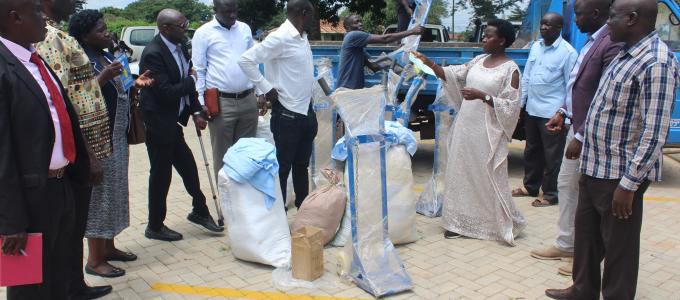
[413, 19, 527, 246]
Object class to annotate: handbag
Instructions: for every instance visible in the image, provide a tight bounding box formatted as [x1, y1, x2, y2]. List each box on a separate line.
[127, 91, 146, 145]
[512, 107, 526, 141]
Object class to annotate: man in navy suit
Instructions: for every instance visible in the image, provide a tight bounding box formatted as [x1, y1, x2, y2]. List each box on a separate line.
[140, 8, 223, 242]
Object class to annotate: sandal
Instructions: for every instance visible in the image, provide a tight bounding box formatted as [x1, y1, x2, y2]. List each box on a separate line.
[532, 198, 557, 207]
[106, 251, 137, 262]
[85, 264, 126, 278]
[512, 186, 533, 197]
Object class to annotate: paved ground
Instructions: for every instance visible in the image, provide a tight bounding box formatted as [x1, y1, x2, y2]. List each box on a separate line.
[2, 124, 680, 300]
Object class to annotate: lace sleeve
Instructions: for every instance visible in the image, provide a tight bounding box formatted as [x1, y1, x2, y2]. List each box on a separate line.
[441, 55, 485, 111]
[492, 64, 522, 141]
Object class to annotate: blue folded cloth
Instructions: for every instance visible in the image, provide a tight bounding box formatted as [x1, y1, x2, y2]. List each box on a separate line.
[223, 138, 279, 209]
[332, 121, 418, 161]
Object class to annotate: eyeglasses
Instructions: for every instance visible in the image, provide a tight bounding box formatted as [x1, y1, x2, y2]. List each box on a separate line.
[167, 19, 190, 29]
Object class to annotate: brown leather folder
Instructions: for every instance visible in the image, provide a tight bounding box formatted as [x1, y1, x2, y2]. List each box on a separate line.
[205, 88, 219, 119]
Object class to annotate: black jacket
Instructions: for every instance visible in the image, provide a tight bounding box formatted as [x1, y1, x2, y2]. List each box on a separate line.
[139, 34, 201, 144]
[0, 41, 89, 235]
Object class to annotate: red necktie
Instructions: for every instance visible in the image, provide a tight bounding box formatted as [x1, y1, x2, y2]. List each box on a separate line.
[30, 52, 76, 163]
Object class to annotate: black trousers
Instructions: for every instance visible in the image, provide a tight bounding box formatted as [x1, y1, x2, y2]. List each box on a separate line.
[572, 175, 649, 300]
[145, 124, 209, 231]
[522, 113, 567, 201]
[68, 184, 92, 294]
[270, 101, 318, 208]
[8, 177, 75, 300]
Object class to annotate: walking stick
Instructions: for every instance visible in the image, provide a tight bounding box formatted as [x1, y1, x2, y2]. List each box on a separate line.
[195, 126, 225, 227]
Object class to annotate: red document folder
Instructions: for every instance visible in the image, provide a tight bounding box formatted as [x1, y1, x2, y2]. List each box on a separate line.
[0, 233, 43, 286]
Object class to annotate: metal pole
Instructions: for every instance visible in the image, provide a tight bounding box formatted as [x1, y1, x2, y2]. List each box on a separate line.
[195, 126, 225, 227]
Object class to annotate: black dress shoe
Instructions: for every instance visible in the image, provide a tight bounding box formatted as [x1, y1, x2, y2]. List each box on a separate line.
[85, 264, 125, 278]
[106, 251, 137, 262]
[545, 286, 576, 299]
[444, 230, 461, 239]
[145, 225, 183, 241]
[71, 285, 113, 300]
[187, 212, 224, 233]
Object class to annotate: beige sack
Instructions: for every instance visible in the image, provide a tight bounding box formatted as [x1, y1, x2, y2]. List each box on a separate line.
[291, 169, 346, 245]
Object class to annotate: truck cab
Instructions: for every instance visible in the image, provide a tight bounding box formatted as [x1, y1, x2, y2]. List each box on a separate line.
[383, 24, 450, 42]
[655, 0, 680, 146]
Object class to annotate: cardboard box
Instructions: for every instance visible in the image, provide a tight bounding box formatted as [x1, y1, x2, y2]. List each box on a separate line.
[291, 226, 324, 281]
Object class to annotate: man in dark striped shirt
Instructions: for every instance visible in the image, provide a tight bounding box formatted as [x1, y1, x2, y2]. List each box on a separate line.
[546, 0, 679, 298]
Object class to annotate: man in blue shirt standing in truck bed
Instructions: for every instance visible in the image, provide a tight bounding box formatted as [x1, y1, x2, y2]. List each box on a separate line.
[336, 14, 422, 90]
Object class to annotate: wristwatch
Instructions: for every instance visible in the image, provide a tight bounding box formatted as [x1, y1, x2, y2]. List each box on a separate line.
[557, 109, 568, 119]
[484, 95, 492, 103]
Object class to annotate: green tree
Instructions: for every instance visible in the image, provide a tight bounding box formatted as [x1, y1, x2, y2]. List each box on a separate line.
[507, 5, 526, 22]
[359, 0, 450, 34]
[237, 0, 284, 34]
[121, 0, 212, 23]
[455, 0, 523, 21]
[279, 0, 388, 39]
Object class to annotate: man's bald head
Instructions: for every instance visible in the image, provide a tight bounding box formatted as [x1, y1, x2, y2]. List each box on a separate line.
[0, 0, 47, 46]
[157, 8, 188, 45]
[286, 0, 313, 34]
[540, 12, 564, 43]
[156, 8, 184, 27]
[214, 0, 237, 28]
[287, 0, 312, 17]
[608, 0, 658, 45]
[213, 0, 236, 7]
[615, 0, 658, 29]
[543, 12, 564, 27]
[574, 0, 612, 33]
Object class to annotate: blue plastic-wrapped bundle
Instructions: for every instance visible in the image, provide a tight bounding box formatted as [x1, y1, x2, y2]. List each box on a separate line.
[416, 82, 457, 217]
[331, 86, 412, 297]
[310, 58, 337, 189]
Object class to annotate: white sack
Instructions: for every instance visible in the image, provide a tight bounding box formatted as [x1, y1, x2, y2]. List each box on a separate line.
[218, 169, 291, 267]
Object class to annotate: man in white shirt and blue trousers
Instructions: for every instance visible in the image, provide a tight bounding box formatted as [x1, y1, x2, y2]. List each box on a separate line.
[515, 12, 577, 207]
[239, 0, 317, 209]
[192, 0, 259, 177]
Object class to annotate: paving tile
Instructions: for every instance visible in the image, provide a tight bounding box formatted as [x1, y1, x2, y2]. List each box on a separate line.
[2, 135, 679, 300]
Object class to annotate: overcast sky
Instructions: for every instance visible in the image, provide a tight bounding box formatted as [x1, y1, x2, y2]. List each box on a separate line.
[84, 0, 479, 32]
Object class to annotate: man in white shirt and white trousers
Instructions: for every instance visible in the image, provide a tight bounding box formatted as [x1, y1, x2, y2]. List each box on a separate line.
[192, 0, 259, 177]
[239, 0, 316, 209]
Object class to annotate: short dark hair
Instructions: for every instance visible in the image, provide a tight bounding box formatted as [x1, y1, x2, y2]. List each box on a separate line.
[68, 9, 104, 42]
[486, 18, 516, 48]
[343, 14, 359, 29]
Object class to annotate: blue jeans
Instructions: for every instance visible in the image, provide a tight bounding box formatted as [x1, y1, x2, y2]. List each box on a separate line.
[270, 101, 318, 208]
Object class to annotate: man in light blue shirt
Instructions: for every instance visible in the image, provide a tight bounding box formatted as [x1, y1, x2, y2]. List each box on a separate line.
[513, 12, 577, 207]
[192, 0, 259, 177]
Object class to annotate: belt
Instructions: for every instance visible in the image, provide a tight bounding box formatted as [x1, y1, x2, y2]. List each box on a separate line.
[219, 89, 253, 99]
[47, 167, 66, 179]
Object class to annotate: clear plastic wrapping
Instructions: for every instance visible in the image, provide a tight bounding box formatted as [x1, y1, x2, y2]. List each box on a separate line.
[311, 58, 337, 189]
[395, 74, 426, 127]
[389, 0, 434, 64]
[331, 86, 412, 297]
[417, 82, 457, 217]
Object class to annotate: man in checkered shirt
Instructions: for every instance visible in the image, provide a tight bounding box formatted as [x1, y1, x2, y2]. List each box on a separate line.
[546, 0, 679, 298]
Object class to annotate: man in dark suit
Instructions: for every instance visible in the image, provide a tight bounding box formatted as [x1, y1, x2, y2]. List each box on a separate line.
[140, 8, 223, 242]
[533, 0, 624, 279]
[0, 0, 90, 298]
